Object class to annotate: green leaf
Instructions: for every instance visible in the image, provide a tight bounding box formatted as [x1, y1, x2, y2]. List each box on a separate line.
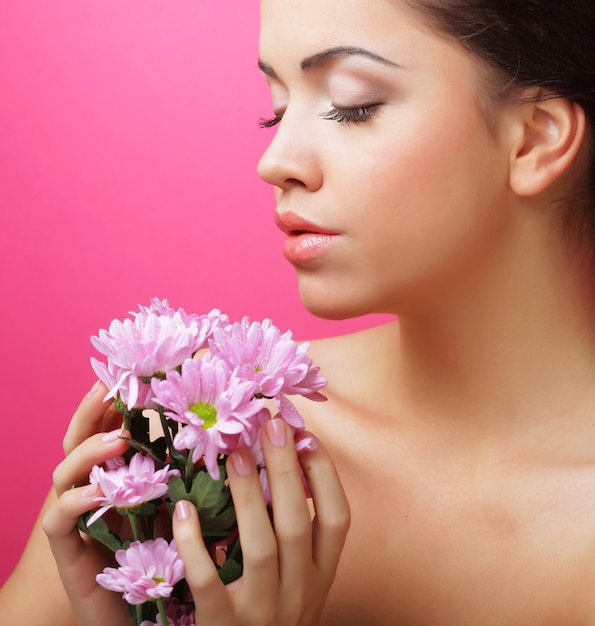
[200, 506, 237, 537]
[168, 467, 237, 540]
[217, 535, 243, 584]
[77, 512, 123, 552]
[218, 556, 243, 585]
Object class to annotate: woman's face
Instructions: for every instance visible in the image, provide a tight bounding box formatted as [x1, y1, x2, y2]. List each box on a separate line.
[257, 0, 515, 319]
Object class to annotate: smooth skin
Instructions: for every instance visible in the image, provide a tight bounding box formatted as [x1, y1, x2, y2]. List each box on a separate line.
[4, 0, 595, 623]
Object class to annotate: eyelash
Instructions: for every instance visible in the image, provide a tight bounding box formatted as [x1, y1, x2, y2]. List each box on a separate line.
[258, 104, 379, 129]
[320, 105, 379, 125]
[258, 113, 283, 128]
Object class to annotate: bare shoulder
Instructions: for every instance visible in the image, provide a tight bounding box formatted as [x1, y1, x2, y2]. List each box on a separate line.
[295, 320, 403, 467]
[299, 323, 595, 624]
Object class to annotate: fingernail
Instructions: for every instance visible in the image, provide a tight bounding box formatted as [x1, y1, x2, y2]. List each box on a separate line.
[102, 428, 123, 443]
[82, 484, 97, 498]
[266, 419, 287, 446]
[175, 500, 191, 521]
[231, 450, 253, 476]
[298, 434, 319, 453]
[88, 380, 101, 397]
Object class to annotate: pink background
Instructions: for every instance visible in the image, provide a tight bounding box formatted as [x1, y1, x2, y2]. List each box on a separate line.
[0, 2, 385, 583]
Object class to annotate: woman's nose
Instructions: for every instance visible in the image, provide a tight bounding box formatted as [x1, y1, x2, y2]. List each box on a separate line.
[257, 113, 323, 193]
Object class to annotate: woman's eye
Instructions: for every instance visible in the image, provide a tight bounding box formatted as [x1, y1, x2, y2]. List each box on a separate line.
[258, 104, 380, 129]
[321, 104, 379, 125]
[258, 112, 283, 128]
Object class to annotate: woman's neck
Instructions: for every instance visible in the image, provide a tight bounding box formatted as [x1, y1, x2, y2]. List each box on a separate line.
[391, 228, 595, 446]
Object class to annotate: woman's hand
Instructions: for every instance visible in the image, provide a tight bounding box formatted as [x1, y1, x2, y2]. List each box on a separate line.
[43, 385, 350, 626]
[173, 418, 350, 626]
[42, 382, 132, 626]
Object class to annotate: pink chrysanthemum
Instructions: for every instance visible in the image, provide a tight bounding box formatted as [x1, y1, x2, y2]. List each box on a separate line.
[197, 307, 231, 338]
[91, 307, 213, 409]
[134, 298, 198, 323]
[135, 298, 229, 335]
[90, 358, 156, 411]
[97, 538, 184, 605]
[210, 317, 327, 405]
[87, 454, 180, 525]
[151, 355, 264, 479]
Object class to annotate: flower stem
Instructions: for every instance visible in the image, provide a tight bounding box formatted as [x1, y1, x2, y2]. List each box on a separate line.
[158, 406, 175, 463]
[156, 598, 169, 626]
[140, 515, 152, 541]
[185, 452, 195, 491]
[128, 513, 141, 541]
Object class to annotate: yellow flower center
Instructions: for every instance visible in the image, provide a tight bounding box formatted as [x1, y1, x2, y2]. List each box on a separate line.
[189, 402, 218, 429]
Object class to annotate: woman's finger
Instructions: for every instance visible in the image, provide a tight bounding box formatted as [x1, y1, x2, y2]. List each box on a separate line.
[42, 484, 102, 567]
[226, 449, 280, 613]
[42, 485, 132, 626]
[62, 381, 121, 455]
[297, 433, 351, 577]
[172, 500, 233, 625]
[261, 419, 313, 602]
[52, 429, 130, 495]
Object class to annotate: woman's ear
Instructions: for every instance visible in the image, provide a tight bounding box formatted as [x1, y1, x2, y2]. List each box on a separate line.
[508, 94, 587, 197]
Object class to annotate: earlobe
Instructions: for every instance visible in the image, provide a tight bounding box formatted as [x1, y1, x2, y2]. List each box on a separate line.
[509, 95, 587, 197]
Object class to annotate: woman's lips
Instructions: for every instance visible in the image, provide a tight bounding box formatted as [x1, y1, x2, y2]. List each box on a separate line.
[275, 211, 339, 264]
[274, 211, 338, 236]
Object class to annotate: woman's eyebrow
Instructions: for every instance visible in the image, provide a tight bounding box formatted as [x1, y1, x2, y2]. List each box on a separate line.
[258, 46, 400, 78]
[300, 46, 400, 70]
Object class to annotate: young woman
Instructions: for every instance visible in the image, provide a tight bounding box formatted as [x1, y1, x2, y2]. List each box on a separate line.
[3, 0, 595, 623]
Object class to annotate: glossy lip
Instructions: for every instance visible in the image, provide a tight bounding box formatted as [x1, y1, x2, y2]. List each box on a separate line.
[275, 211, 340, 265]
[274, 211, 339, 237]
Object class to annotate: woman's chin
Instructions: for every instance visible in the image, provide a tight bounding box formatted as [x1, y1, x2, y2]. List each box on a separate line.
[299, 290, 371, 321]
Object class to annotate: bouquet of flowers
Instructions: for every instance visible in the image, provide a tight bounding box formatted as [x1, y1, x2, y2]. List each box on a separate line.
[79, 298, 327, 626]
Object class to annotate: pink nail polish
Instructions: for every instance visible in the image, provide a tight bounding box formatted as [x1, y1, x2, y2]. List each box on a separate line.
[175, 500, 191, 521]
[231, 451, 253, 476]
[102, 428, 123, 443]
[267, 419, 287, 446]
[88, 380, 101, 397]
[297, 434, 319, 453]
[305, 437, 319, 452]
[82, 484, 96, 498]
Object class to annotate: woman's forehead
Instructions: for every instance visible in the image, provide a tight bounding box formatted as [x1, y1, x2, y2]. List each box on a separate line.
[258, 0, 437, 69]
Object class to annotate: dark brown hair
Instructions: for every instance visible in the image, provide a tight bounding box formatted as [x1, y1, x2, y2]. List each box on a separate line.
[410, 0, 595, 239]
